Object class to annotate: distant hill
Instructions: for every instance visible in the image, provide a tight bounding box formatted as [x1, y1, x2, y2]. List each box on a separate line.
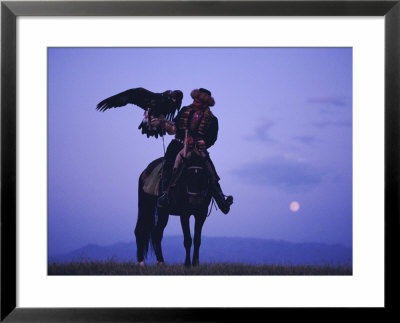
[49, 236, 352, 266]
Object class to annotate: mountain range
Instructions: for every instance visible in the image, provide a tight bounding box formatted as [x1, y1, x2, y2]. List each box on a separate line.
[49, 236, 352, 266]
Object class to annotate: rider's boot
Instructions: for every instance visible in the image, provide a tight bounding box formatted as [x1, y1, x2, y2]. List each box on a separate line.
[212, 181, 233, 215]
[203, 158, 233, 214]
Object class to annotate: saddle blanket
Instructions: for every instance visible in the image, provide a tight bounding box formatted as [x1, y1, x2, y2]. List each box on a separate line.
[142, 161, 163, 196]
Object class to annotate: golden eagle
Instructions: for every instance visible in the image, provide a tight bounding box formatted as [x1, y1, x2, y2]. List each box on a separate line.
[97, 87, 183, 138]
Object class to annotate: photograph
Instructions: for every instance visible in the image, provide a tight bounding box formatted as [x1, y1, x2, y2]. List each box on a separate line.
[47, 47, 353, 276]
[3, 0, 398, 320]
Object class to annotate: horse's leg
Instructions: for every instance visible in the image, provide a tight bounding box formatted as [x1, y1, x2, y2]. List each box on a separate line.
[135, 176, 156, 264]
[180, 215, 192, 267]
[134, 216, 147, 264]
[151, 208, 169, 264]
[192, 211, 207, 266]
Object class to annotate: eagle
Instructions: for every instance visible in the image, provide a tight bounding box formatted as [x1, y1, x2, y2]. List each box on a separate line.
[97, 87, 183, 138]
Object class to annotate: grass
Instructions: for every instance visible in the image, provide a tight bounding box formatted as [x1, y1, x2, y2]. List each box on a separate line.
[48, 261, 352, 276]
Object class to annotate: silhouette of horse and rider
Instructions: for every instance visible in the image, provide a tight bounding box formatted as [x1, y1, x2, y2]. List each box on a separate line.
[97, 87, 233, 266]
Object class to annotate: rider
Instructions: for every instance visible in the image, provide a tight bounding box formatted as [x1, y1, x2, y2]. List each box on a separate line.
[150, 88, 233, 214]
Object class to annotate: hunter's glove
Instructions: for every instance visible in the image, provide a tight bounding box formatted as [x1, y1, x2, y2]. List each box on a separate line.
[150, 115, 176, 135]
[150, 117, 162, 128]
[163, 120, 176, 135]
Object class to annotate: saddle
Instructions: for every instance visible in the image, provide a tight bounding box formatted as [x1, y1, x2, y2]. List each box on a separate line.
[142, 150, 207, 197]
[142, 159, 187, 197]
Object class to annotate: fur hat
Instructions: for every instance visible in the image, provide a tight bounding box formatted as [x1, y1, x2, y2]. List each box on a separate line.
[191, 88, 215, 107]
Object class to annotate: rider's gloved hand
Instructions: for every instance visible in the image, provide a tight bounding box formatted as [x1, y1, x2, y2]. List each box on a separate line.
[150, 115, 165, 129]
[150, 117, 161, 128]
[164, 120, 176, 135]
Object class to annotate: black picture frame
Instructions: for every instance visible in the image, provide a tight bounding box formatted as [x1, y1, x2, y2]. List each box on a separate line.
[1, 0, 399, 321]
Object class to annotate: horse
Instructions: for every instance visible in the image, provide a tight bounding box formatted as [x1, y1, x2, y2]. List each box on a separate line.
[134, 148, 214, 267]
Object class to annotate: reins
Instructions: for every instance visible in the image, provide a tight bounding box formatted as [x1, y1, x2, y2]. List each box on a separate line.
[161, 134, 166, 156]
[207, 198, 217, 217]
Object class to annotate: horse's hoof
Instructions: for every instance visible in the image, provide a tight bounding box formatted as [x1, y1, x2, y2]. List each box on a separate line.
[138, 261, 145, 267]
[192, 260, 199, 267]
[157, 261, 165, 266]
[184, 261, 191, 268]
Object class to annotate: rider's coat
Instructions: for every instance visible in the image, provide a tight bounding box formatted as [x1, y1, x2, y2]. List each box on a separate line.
[175, 105, 219, 148]
[163, 104, 220, 181]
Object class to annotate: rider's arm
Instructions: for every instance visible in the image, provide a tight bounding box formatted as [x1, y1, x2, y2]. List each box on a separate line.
[204, 117, 218, 148]
[161, 106, 190, 135]
[193, 116, 218, 150]
[163, 119, 176, 135]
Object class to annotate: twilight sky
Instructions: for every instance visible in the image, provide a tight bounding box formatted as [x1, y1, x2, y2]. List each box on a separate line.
[48, 48, 352, 255]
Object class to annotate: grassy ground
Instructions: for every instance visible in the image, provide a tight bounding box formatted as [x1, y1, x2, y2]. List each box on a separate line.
[48, 261, 352, 276]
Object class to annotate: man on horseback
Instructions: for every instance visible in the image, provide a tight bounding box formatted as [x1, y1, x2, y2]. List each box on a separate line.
[151, 88, 233, 214]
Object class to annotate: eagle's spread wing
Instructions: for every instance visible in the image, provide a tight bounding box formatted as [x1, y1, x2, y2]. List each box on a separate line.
[97, 87, 183, 138]
[96, 88, 157, 112]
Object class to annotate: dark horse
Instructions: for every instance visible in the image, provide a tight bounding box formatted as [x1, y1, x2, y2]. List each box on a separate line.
[134, 149, 213, 266]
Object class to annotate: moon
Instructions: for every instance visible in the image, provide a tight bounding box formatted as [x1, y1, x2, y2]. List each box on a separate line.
[290, 201, 300, 212]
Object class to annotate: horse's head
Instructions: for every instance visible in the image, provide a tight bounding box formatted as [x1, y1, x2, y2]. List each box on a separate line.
[181, 149, 210, 205]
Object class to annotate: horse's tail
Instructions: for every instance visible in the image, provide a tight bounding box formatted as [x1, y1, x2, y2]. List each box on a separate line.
[134, 171, 156, 261]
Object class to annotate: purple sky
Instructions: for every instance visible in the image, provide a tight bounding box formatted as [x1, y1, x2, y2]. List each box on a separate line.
[48, 48, 352, 255]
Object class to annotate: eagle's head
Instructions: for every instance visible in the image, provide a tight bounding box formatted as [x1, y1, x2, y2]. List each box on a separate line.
[162, 90, 183, 107]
